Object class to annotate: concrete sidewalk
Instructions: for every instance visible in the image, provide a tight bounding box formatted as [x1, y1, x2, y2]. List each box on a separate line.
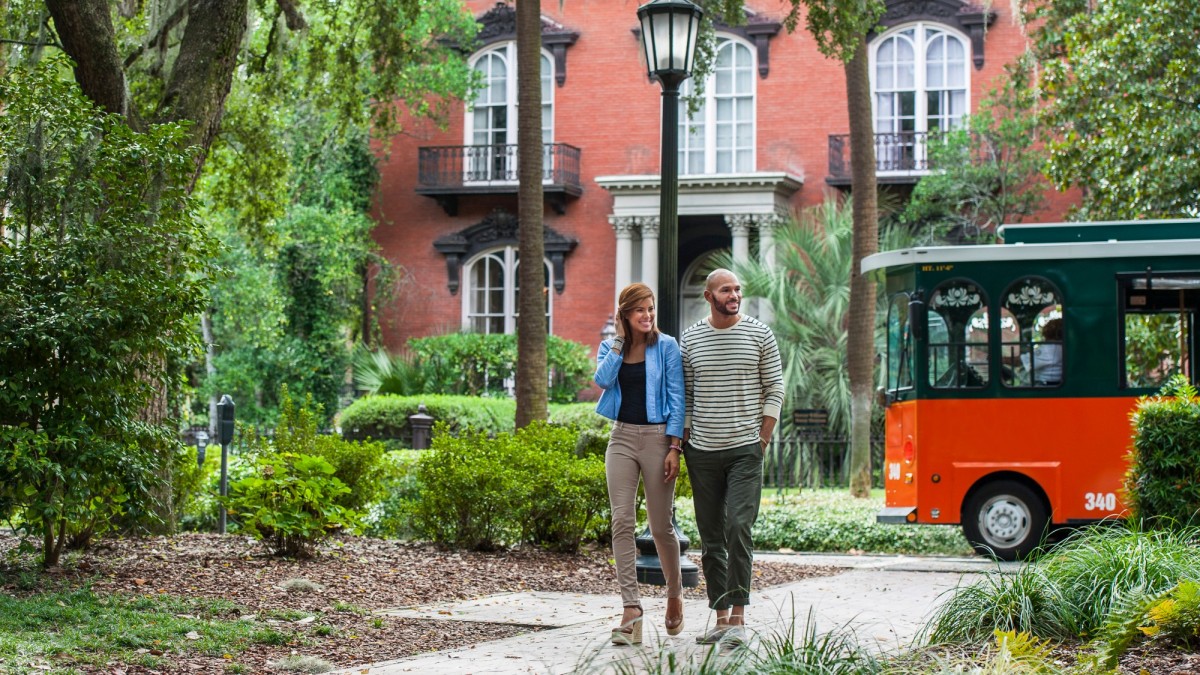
[337, 554, 1006, 674]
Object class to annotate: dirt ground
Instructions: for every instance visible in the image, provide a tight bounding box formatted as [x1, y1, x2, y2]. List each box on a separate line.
[1, 533, 1196, 673]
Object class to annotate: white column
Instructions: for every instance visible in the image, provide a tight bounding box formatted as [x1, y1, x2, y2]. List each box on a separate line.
[611, 216, 637, 304]
[726, 214, 753, 267]
[639, 216, 660, 300]
[757, 214, 782, 324]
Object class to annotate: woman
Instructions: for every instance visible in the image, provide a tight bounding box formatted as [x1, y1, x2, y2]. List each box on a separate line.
[594, 283, 685, 645]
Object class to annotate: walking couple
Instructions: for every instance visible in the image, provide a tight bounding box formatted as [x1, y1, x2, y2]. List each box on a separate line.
[593, 269, 784, 647]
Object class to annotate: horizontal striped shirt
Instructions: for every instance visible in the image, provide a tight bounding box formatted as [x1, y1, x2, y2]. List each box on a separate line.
[681, 314, 784, 451]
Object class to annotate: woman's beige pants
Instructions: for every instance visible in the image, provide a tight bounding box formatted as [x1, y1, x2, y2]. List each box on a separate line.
[606, 421, 682, 607]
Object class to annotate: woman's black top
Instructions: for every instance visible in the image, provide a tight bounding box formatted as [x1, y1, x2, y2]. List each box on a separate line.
[616, 361, 650, 424]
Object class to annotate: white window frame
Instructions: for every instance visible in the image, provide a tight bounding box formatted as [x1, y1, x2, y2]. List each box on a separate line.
[464, 42, 556, 184]
[869, 22, 971, 175]
[679, 35, 757, 176]
[461, 246, 553, 334]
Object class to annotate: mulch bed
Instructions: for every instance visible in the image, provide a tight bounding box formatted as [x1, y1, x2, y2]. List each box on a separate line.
[0, 533, 836, 673]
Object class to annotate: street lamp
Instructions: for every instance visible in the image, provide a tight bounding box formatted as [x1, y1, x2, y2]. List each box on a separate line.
[637, 0, 703, 338]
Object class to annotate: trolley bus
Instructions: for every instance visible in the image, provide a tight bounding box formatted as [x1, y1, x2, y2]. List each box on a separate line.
[864, 219, 1200, 559]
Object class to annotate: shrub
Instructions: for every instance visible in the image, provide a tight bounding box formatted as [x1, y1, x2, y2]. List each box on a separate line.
[226, 450, 359, 558]
[338, 394, 515, 446]
[410, 422, 608, 551]
[1127, 375, 1200, 526]
[361, 450, 424, 539]
[409, 425, 521, 549]
[223, 387, 381, 555]
[407, 333, 592, 403]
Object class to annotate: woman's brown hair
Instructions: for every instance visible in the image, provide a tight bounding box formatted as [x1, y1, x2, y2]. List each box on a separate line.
[617, 282, 660, 345]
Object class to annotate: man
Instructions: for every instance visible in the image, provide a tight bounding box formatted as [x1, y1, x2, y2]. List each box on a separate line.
[681, 268, 784, 645]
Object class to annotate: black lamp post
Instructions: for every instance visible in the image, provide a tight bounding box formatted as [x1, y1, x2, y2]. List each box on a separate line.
[216, 395, 235, 535]
[637, 0, 703, 338]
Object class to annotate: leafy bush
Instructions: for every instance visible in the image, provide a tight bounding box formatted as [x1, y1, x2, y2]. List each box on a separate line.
[410, 422, 608, 551]
[402, 333, 592, 403]
[226, 450, 359, 558]
[0, 60, 212, 564]
[222, 388, 382, 555]
[1127, 375, 1200, 525]
[361, 450, 424, 539]
[339, 394, 515, 445]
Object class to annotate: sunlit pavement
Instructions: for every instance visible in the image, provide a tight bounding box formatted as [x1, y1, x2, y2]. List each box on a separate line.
[334, 553, 1017, 674]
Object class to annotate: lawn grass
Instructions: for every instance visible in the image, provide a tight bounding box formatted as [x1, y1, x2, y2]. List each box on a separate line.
[0, 583, 292, 674]
[673, 488, 973, 557]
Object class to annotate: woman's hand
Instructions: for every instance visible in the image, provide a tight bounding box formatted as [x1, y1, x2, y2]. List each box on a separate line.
[614, 309, 626, 340]
[664, 439, 681, 482]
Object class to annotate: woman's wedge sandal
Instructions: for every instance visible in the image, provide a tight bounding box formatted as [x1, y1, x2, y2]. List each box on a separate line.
[611, 605, 644, 646]
[665, 597, 684, 636]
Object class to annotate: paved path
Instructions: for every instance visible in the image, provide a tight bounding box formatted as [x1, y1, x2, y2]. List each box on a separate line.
[337, 554, 1013, 674]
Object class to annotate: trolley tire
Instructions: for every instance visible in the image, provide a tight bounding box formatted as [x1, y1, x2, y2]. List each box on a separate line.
[962, 480, 1047, 561]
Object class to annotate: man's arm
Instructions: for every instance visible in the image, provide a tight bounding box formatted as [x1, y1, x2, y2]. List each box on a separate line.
[759, 328, 785, 443]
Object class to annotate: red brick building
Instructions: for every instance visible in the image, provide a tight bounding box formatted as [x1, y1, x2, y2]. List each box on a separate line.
[371, 0, 1073, 360]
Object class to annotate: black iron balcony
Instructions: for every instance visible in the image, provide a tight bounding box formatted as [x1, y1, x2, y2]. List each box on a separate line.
[416, 143, 582, 216]
[827, 131, 932, 185]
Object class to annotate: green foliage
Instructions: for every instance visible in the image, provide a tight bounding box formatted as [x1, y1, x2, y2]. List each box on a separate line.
[1127, 375, 1200, 524]
[0, 58, 210, 565]
[361, 450, 425, 539]
[225, 388, 381, 554]
[352, 345, 427, 397]
[1027, 0, 1200, 218]
[902, 54, 1047, 245]
[1141, 580, 1200, 647]
[410, 422, 608, 551]
[926, 523, 1200, 649]
[403, 333, 592, 403]
[226, 450, 359, 558]
[339, 394, 517, 444]
[0, 586, 278, 671]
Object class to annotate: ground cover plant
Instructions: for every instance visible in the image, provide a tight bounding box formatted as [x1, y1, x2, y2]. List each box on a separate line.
[673, 489, 973, 557]
[924, 523, 1200, 671]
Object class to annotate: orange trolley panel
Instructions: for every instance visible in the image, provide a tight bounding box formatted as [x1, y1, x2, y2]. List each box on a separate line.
[883, 396, 1137, 525]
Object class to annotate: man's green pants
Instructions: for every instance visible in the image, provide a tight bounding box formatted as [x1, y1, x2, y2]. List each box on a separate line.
[684, 440, 763, 610]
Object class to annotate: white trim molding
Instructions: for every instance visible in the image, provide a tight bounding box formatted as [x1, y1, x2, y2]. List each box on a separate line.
[595, 172, 803, 220]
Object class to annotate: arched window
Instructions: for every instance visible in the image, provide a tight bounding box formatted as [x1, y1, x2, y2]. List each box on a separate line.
[679, 36, 756, 175]
[462, 246, 552, 334]
[871, 23, 969, 171]
[465, 43, 554, 182]
[928, 279, 988, 389]
[1001, 277, 1064, 388]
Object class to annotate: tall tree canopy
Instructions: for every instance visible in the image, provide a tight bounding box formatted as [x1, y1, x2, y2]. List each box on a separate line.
[1026, 0, 1200, 219]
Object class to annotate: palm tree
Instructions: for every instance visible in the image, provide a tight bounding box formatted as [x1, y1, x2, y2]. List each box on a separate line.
[726, 197, 854, 440]
[515, 0, 548, 428]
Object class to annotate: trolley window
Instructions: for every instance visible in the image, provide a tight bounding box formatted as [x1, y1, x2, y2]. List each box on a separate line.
[886, 293, 914, 394]
[1000, 277, 1063, 388]
[1120, 274, 1200, 389]
[928, 279, 989, 389]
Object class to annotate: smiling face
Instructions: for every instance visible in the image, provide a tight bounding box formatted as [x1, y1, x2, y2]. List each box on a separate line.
[704, 270, 742, 318]
[623, 298, 656, 337]
[617, 282, 659, 342]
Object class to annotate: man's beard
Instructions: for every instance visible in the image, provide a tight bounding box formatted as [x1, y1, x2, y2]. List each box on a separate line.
[713, 299, 739, 316]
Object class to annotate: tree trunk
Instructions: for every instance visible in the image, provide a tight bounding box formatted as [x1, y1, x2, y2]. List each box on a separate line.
[844, 36, 878, 498]
[45, 1, 251, 531]
[514, 0, 548, 428]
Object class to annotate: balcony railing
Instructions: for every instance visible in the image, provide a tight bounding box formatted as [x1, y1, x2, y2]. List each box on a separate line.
[416, 143, 582, 215]
[827, 131, 931, 184]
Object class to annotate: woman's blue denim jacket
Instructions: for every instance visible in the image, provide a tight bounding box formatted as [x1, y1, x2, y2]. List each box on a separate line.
[593, 334, 685, 439]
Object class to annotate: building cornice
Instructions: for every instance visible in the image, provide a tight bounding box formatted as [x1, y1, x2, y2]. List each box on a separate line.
[596, 172, 803, 219]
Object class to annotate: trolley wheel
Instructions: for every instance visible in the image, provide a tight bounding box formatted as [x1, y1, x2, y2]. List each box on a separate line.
[962, 480, 1047, 561]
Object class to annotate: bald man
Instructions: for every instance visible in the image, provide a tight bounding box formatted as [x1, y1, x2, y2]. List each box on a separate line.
[681, 269, 784, 646]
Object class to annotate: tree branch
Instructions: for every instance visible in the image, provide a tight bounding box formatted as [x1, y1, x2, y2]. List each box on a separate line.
[123, 1, 189, 69]
[44, 0, 130, 118]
